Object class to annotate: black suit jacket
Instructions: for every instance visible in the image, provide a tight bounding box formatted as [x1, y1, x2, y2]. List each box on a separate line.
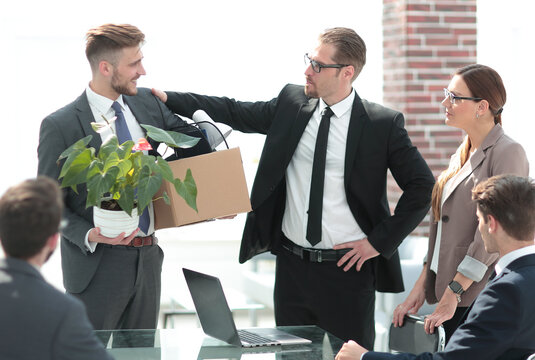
[37, 87, 210, 293]
[0, 258, 113, 360]
[165, 84, 435, 292]
[363, 253, 535, 360]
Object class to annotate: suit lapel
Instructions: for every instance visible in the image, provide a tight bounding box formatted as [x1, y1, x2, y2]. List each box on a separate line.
[75, 92, 102, 149]
[344, 94, 367, 189]
[283, 98, 318, 167]
[442, 125, 505, 204]
[124, 95, 159, 129]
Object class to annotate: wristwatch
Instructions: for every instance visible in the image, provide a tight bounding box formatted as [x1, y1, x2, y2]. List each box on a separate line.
[448, 280, 465, 303]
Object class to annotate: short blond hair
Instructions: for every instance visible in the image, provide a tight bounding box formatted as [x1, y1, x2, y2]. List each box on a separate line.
[85, 23, 145, 71]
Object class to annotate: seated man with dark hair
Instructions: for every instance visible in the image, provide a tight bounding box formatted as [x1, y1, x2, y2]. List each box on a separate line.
[0, 177, 113, 360]
[336, 174, 535, 360]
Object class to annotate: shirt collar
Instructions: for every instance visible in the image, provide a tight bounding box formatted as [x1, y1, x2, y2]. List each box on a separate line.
[495, 244, 535, 276]
[319, 89, 355, 118]
[85, 84, 125, 116]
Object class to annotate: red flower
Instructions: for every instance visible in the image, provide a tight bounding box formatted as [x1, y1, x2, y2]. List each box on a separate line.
[133, 138, 153, 151]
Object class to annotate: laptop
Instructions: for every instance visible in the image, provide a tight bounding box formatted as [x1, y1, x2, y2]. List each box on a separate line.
[182, 268, 312, 348]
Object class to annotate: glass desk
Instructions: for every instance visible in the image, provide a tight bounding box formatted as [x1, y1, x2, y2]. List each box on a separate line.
[95, 325, 344, 359]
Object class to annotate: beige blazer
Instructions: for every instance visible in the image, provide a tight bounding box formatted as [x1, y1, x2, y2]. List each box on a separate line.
[424, 124, 529, 307]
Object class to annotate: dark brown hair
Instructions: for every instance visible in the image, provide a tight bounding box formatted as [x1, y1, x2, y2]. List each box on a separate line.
[431, 64, 506, 221]
[456, 64, 506, 125]
[319, 27, 366, 80]
[85, 23, 145, 71]
[0, 177, 63, 259]
[472, 174, 535, 241]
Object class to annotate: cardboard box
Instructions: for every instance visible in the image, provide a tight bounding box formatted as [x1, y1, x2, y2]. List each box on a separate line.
[153, 147, 251, 230]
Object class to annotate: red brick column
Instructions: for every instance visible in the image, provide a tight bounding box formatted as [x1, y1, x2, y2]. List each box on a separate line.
[383, 0, 477, 236]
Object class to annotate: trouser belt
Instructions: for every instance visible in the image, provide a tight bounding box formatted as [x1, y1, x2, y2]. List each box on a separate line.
[280, 236, 349, 263]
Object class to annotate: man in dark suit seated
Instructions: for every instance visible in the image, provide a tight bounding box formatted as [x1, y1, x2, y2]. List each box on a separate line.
[0, 177, 113, 360]
[336, 174, 535, 360]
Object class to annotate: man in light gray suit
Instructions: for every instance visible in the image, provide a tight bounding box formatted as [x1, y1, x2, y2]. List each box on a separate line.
[37, 23, 210, 330]
[0, 177, 113, 360]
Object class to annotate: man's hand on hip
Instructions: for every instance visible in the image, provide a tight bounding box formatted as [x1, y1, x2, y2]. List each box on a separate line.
[333, 238, 379, 272]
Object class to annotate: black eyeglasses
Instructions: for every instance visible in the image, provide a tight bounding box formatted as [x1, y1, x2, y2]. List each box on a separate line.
[304, 53, 350, 73]
[443, 88, 483, 105]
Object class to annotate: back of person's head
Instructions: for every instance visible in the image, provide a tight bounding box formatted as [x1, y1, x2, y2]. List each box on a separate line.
[455, 64, 506, 125]
[0, 177, 63, 259]
[472, 174, 535, 241]
[85, 23, 145, 72]
[319, 27, 366, 81]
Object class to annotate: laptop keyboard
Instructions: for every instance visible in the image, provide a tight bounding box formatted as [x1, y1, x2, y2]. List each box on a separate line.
[238, 330, 278, 346]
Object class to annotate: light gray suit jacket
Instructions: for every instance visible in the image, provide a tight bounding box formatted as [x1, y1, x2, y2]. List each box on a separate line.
[0, 258, 113, 360]
[424, 124, 529, 307]
[37, 88, 208, 293]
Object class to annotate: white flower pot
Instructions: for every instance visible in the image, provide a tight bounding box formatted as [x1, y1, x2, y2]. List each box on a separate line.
[93, 206, 139, 238]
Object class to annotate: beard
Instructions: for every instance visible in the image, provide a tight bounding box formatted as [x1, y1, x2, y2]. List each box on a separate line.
[304, 84, 319, 98]
[111, 72, 138, 96]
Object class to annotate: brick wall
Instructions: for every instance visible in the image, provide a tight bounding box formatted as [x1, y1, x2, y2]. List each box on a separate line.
[382, 0, 477, 236]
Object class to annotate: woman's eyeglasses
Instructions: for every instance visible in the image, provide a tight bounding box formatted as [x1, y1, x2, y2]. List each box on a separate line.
[443, 88, 482, 105]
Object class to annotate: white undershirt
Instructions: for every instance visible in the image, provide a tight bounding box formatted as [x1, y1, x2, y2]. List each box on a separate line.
[430, 154, 474, 273]
[83, 85, 155, 252]
[495, 244, 535, 276]
[281, 89, 366, 249]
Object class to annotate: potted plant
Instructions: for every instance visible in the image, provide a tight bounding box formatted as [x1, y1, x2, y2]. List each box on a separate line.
[57, 120, 201, 237]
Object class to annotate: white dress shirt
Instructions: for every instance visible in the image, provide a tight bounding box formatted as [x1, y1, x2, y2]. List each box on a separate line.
[84, 85, 155, 252]
[495, 244, 535, 276]
[282, 89, 366, 249]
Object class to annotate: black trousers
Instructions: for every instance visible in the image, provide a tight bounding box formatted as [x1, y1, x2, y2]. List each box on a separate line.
[71, 244, 164, 331]
[274, 246, 376, 349]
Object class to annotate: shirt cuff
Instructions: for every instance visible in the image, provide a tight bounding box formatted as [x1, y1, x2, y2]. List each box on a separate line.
[84, 230, 98, 253]
[457, 255, 488, 282]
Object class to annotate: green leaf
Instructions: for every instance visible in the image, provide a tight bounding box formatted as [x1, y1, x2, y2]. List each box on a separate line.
[141, 124, 200, 149]
[155, 156, 174, 183]
[86, 167, 119, 208]
[59, 149, 93, 188]
[137, 167, 163, 214]
[103, 152, 120, 172]
[116, 141, 135, 159]
[98, 136, 120, 160]
[58, 135, 92, 161]
[117, 185, 135, 216]
[174, 168, 197, 212]
[116, 159, 133, 179]
[162, 191, 170, 205]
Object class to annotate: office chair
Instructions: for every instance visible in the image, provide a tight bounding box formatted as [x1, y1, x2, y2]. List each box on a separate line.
[388, 315, 445, 354]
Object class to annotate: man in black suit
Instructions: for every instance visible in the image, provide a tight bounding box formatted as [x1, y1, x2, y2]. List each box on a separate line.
[0, 177, 113, 360]
[37, 23, 210, 330]
[336, 174, 535, 360]
[153, 27, 434, 347]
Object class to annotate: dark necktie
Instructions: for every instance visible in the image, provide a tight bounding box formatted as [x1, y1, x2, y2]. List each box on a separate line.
[306, 107, 333, 246]
[111, 101, 150, 234]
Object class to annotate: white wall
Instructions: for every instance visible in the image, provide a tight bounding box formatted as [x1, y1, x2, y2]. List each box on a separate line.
[478, 0, 535, 175]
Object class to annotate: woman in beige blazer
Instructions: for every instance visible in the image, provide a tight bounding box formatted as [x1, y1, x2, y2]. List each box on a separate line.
[392, 64, 529, 342]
